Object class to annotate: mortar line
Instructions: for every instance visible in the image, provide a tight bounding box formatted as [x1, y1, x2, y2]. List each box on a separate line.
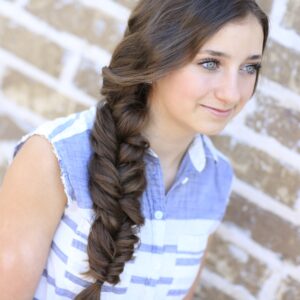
[0, 1, 111, 65]
[201, 269, 257, 300]
[232, 178, 300, 226]
[216, 224, 300, 282]
[78, 0, 130, 22]
[222, 123, 300, 171]
[0, 48, 97, 107]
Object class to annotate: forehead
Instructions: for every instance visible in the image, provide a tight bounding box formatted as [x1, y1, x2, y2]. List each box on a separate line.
[198, 15, 264, 58]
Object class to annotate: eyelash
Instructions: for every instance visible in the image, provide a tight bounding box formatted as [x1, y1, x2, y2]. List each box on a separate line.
[198, 58, 262, 75]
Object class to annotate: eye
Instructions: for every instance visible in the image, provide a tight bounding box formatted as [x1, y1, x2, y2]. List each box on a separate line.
[241, 63, 261, 75]
[198, 59, 220, 71]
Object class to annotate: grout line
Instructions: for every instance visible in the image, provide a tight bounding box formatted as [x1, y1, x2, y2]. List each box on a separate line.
[269, 0, 288, 26]
[216, 224, 282, 270]
[14, 0, 30, 8]
[59, 52, 82, 85]
[258, 77, 300, 112]
[0, 1, 112, 65]
[270, 26, 300, 53]
[217, 224, 300, 282]
[257, 273, 283, 300]
[0, 48, 97, 107]
[233, 177, 300, 226]
[268, 0, 300, 53]
[222, 123, 300, 171]
[0, 93, 46, 131]
[202, 268, 257, 300]
[78, 0, 130, 22]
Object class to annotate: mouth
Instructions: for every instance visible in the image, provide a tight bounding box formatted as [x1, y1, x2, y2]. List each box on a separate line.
[200, 104, 233, 118]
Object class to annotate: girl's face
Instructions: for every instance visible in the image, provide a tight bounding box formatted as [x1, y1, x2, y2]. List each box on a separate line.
[148, 15, 264, 137]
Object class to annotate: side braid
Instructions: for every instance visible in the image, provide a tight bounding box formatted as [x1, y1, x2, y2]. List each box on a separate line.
[75, 1, 269, 299]
[75, 83, 149, 299]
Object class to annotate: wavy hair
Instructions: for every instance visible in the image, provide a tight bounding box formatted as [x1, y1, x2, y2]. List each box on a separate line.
[75, 0, 269, 298]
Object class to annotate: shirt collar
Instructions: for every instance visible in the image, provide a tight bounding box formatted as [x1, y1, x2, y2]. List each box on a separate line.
[201, 135, 219, 163]
[187, 134, 206, 172]
[147, 147, 159, 158]
[145, 134, 218, 173]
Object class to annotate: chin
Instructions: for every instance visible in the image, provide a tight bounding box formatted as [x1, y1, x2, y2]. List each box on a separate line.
[205, 131, 222, 136]
[200, 126, 226, 136]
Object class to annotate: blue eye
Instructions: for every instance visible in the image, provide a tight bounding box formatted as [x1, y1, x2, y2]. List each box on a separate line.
[199, 59, 220, 71]
[241, 63, 261, 75]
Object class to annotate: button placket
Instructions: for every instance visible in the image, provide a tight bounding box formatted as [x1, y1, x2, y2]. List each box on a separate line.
[149, 158, 166, 217]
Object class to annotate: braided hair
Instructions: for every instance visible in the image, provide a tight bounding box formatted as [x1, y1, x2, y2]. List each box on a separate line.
[75, 0, 269, 298]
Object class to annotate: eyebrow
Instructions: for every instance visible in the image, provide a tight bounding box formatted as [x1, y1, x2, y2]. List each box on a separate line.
[200, 49, 262, 60]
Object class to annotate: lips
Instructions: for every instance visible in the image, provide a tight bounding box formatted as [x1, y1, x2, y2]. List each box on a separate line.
[200, 104, 233, 117]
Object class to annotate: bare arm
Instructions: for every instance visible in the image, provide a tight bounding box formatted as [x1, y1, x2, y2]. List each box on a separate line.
[0, 136, 67, 300]
[183, 237, 211, 300]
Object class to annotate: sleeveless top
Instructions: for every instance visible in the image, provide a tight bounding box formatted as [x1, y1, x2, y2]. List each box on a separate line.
[13, 105, 233, 300]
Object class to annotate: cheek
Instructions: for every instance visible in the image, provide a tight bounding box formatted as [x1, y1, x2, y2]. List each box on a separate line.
[244, 76, 257, 97]
[154, 67, 213, 109]
[236, 77, 257, 108]
[237, 98, 249, 112]
[234, 93, 252, 116]
[172, 74, 212, 100]
[233, 80, 255, 116]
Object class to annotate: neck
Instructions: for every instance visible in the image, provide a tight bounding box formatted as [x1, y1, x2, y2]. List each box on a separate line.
[143, 123, 195, 193]
[142, 120, 194, 168]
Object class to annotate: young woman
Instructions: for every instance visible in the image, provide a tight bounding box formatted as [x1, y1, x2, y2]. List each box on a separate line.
[0, 0, 269, 299]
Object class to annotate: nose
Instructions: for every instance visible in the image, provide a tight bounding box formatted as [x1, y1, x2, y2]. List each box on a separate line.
[214, 72, 241, 106]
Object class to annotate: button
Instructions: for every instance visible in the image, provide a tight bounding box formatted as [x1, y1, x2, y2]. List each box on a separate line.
[154, 210, 164, 220]
[181, 177, 189, 185]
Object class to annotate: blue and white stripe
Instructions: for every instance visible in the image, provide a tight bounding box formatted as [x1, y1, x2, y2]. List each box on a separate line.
[14, 105, 233, 299]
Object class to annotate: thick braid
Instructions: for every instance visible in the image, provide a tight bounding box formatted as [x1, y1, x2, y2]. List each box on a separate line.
[75, 1, 269, 299]
[75, 84, 149, 299]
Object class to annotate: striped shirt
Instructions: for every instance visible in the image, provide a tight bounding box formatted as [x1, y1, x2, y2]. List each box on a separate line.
[14, 105, 233, 300]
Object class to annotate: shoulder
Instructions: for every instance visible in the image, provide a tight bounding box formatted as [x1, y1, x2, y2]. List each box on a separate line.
[13, 106, 96, 155]
[1, 135, 67, 247]
[0, 135, 69, 298]
[11, 106, 97, 206]
[7, 134, 67, 213]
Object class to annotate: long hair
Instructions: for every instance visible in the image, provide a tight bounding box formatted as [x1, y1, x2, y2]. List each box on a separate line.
[75, 0, 269, 298]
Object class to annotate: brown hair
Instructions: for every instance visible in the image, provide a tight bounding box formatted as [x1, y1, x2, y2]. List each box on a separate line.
[75, 0, 269, 298]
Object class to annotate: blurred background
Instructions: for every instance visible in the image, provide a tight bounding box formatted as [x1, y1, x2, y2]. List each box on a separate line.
[0, 0, 300, 299]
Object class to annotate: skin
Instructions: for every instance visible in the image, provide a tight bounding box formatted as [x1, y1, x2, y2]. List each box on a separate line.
[144, 14, 264, 192]
[145, 15, 264, 299]
[0, 136, 67, 299]
[0, 15, 264, 300]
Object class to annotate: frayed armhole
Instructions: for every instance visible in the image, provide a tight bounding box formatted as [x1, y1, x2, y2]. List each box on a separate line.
[12, 132, 75, 208]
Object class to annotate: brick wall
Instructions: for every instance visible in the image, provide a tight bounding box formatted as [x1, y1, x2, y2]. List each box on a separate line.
[0, 0, 299, 299]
